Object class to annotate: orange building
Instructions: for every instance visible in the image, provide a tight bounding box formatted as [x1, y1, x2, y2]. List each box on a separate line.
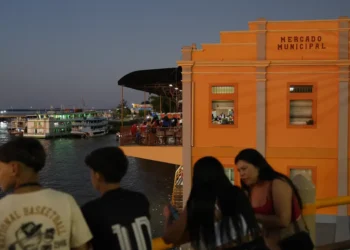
[119, 17, 350, 226]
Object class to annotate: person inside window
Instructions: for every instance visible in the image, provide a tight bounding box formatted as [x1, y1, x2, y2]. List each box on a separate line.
[81, 147, 152, 250]
[0, 137, 92, 250]
[162, 156, 265, 250]
[235, 148, 305, 250]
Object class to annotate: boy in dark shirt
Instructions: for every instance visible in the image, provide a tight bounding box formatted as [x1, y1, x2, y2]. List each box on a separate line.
[81, 147, 152, 250]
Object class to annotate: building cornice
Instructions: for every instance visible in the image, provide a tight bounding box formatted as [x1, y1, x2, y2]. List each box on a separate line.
[193, 60, 350, 67]
[177, 61, 195, 67]
[220, 28, 350, 34]
[248, 18, 350, 24]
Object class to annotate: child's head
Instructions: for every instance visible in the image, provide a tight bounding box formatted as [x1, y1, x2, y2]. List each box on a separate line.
[0, 138, 46, 192]
[85, 147, 128, 192]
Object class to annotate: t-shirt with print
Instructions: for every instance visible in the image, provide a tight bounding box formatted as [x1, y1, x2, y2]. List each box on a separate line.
[81, 188, 152, 250]
[0, 188, 92, 250]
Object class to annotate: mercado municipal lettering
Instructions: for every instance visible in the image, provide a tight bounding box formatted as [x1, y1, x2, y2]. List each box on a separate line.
[277, 36, 326, 50]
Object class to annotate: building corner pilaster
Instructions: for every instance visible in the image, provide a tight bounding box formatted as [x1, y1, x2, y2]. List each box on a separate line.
[335, 16, 350, 242]
[255, 18, 267, 157]
[177, 44, 195, 209]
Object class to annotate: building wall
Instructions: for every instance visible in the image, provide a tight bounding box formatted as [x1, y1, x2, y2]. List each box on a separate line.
[192, 67, 256, 148]
[180, 18, 350, 216]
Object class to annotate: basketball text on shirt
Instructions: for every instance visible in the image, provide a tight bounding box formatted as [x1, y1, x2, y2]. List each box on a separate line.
[0, 206, 66, 248]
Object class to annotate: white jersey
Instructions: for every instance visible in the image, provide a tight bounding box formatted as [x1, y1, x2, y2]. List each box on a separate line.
[0, 188, 92, 250]
[199, 216, 248, 250]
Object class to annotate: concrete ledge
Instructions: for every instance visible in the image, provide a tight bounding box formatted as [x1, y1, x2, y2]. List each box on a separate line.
[315, 215, 350, 245]
[120, 146, 182, 165]
[316, 215, 337, 223]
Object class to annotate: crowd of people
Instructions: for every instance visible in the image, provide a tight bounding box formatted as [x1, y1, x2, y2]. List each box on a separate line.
[0, 137, 313, 250]
[128, 115, 182, 145]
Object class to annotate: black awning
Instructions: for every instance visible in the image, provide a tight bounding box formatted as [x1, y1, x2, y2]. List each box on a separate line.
[118, 67, 182, 97]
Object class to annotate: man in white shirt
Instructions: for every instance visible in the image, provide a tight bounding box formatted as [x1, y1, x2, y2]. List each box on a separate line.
[0, 137, 92, 250]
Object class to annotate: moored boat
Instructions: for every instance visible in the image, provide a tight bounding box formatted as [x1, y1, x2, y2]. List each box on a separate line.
[7, 117, 27, 137]
[71, 111, 109, 138]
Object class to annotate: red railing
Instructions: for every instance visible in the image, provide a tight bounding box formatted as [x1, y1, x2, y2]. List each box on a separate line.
[120, 126, 182, 146]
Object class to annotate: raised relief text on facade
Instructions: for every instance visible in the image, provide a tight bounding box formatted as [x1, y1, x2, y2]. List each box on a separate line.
[277, 36, 326, 50]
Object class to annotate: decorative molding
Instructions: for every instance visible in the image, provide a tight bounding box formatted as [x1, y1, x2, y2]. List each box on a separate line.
[220, 31, 256, 34]
[193, 72, 257, 74]
[248, 18, 350, 24]
[193, 60, 350, 67]
[268, 29, 348, 32]
[176, 61, 194, 67]
[192, 71, 341, 75]
[221, 28, 349, 34]
[201, 43, 256, 46]
[268, 71, 340, 74]
[194, 61, 269, 67]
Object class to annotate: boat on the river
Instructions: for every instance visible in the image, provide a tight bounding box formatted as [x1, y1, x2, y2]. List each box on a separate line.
[24, 111, 72, 139]
[24, 109, 108, 139]
[7, 117, 27, 136]
[71, 111, 109, 138]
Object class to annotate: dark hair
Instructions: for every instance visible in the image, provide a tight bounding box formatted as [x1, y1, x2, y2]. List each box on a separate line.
[187, 156, 261, 249]
[234, 148, 303, 209]
[85, 147, 128, 183]
[0, 137, 46, 172]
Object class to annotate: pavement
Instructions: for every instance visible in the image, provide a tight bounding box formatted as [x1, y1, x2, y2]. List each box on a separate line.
[316, 223, 337, 246]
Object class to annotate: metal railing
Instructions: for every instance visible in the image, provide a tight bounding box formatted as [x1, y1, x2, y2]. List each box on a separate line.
[120, 126, 182, 146]
[151, 196, 350, 250]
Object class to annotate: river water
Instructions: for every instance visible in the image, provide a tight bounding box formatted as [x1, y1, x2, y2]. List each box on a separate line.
[0, 122, 175, 237]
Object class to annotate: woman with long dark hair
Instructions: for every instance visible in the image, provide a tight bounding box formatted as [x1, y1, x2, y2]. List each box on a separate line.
[162, 156, 265, 250]
[235, 148, 308, 250]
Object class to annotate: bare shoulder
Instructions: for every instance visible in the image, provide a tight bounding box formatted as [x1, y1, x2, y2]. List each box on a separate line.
[272, 178, 291, 191]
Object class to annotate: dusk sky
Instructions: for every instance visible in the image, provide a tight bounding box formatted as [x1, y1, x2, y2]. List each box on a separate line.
[1, 0, 349, 109]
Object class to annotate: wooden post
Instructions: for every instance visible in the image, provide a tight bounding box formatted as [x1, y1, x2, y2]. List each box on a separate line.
[169, 98, 172, 112]
[144, 90, 146, 119]
[176, 91, 178, 113]
[160, 95, 162, 113]
[121, 85, 124, 128]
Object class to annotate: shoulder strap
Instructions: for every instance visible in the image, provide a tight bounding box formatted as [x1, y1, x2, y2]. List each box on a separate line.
[298, 212, 310, 233]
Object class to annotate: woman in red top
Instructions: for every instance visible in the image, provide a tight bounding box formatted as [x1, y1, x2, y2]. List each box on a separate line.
[235, 149, 303, 250]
